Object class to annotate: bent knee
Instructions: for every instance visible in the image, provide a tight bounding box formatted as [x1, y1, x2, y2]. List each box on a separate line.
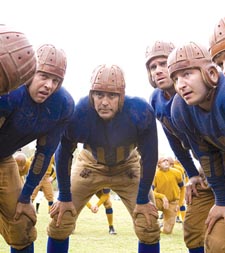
[47, 211, 75, 240]
[1, 215, 36, 249]
[205, 219, 225, 253]
[205, 235, 225, 253]
[134, 213, 160, 244]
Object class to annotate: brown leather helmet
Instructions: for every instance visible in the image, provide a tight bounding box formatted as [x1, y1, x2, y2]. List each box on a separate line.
[36, 44, 67, 87]
[0, 24, 36, 95]
[168, 41, 218, 88]
[209, 17, 225, 61]
[145, 41, 175, 88]
[89, 64, 126, 110]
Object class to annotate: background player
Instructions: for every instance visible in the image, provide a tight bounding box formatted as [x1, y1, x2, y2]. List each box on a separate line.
[86, 188, 117, 235]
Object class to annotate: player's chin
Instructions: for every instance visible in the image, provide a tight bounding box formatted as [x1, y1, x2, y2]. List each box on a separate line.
[98, 111, 114, 120]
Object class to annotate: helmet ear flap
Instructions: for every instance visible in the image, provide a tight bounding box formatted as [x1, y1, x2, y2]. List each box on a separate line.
[146, 70, 157, 88]
[202, 65, 219, 88]
[89, 90, 94, 107]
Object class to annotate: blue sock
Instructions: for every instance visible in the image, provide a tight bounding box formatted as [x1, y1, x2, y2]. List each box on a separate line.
[138, 241, 160, 253]
[47, 237, 69, 253]
[189, 247, 204, 253]
[10, 243, 34, 253]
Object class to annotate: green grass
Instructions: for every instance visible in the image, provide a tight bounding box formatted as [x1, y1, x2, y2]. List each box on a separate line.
[0, 195, 187, 252]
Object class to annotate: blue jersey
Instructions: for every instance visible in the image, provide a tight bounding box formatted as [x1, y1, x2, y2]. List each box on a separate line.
[0, 85, 75, 202]
[149, 88, 198, 177]
[56, 95, 158, 204]
[171, 73, 225, 205]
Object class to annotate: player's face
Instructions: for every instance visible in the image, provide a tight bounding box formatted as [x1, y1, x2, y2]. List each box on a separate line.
[92, 91, 120, 120]
[173, 68, 209, 106]
[28, 71, 61, 103]
[158, 158, 170, 171]
[213, 51, 225, 74]
[149, 56, 174, 91]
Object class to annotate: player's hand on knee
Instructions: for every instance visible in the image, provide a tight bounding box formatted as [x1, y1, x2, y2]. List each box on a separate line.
[205, 204, 225, 234]
[133, 202, 158, 227]
[50, 201, 77, 227]
[14, 202, 37, 225]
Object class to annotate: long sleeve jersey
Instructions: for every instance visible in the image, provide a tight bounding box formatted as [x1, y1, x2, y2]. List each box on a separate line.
[171, 73, 225, 206]
[45, 155, 56, 179]
[149, 88, 199, 178]
[29, 155, 56, 179]
[55, 95, 158, 204]
[172, 160, 187, 206]
[0, 85, 75, 203]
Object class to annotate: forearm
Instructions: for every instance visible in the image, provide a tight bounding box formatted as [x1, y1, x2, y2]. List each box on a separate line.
[19, 153, 52, 203]
[97, 194, 109, 206]
[164, 128, 199, 178]
[55, 138, 76, 202]
[137, 126, 158, 204]
[154, 191, 165, 200]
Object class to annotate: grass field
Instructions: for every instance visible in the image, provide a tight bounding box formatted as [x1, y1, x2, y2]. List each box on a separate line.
[0, 194, 188, 253]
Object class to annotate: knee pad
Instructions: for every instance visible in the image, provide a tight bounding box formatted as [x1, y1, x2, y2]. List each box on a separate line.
[205, 219, 225, 253]
[106, 208, 113, 214]
[47, 211, 75, 240]
[134, 213, 160, 244]
[1, 214, 36, 250]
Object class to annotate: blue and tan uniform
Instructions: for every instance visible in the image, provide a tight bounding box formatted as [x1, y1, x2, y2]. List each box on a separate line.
[0, 85, 74, 250]
[48, 95, 160, 250]
[171, 72, 225, 253]
[152, 162, 184, 234]
[86, 188, 115, 232]
[31, 156, 56, 211]
[150, 87, 214, 250]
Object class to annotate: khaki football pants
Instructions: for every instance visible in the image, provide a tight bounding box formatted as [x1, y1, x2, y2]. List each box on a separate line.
[0, 156, 37, 250]
[48, 149, 160, 244]
[183, 184, 225, 253]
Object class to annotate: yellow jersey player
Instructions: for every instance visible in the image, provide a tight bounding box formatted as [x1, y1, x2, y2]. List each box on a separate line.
[86, 188, 117, 235]
[153, 156, 184, 234]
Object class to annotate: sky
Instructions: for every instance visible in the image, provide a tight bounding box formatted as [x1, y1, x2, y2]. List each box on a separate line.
[2, 0, 225, 156]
